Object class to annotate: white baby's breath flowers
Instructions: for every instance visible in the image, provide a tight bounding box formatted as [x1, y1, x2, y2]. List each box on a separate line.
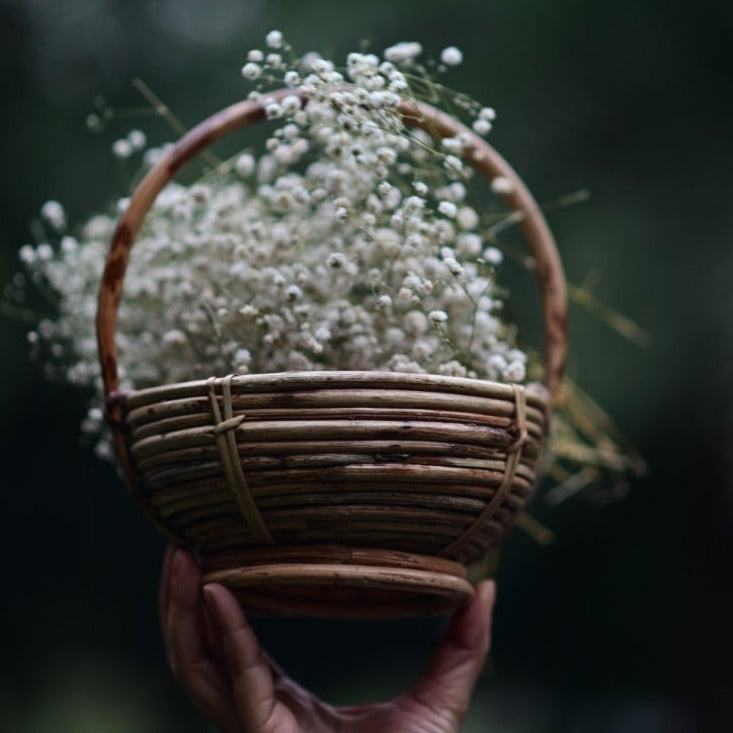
[444, 257, 464, 277]
[15, 33, 530, 454]
[443, 154, 464, 175]
[472, 118, 492, 136]
[456, 206, 479, 230]
[40, 200, 66, 231]
[241, 62, 261, 80]
[438, 200, 457, 218]
[483, 246, 504, 265]
[491, 176, 514, 194]
[266, 30, 283, 49]
[112, 138, 133, 159]
[440, 46, 463, 66]
[127, 129, 147, 151]
[384, 42, 423, 63]
[235, 153, 255, 177]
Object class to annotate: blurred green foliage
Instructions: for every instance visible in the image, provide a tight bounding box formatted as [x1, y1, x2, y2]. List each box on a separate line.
[1, 1, 731, 731]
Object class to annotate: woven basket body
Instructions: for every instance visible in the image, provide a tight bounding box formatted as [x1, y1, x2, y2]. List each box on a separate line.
[97, 90, 566, 617]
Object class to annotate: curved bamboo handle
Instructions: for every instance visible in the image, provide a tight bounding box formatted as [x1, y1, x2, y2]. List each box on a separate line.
[97, 89, 566, 411]
[400, 103, 567, 403]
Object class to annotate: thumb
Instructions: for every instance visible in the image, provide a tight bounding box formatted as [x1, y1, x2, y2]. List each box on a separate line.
[203, 583, 281, 732]
[403, 580, 495, 728]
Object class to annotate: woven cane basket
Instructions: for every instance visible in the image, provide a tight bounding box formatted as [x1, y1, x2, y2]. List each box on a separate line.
[97, 89, 567, 618]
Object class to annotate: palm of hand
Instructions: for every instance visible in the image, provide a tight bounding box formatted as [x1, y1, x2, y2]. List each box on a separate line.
[160, 547, 494, 733]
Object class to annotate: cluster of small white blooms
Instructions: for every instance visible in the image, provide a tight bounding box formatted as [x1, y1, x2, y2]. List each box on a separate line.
[19, 206, 113, 456]
[40, 200, 66, 231]
[440, 46, 463, 66]
[112, 129, 147, 159]
[15, 34, 529, 451]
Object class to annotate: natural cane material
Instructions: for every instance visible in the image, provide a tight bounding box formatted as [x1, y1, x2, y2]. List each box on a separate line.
[97, 91, 566, 618]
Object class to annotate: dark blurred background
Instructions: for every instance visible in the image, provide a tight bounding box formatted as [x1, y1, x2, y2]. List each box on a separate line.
[1, 1, 731, 731]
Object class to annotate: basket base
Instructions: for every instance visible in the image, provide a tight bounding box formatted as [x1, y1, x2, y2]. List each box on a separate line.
[201, 546, 474, 618]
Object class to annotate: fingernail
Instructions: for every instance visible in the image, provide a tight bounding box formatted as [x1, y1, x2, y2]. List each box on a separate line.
[203, 583, 246, 633]
[476, 579, 496, 608]
[170, 547, 183, 580]
[202, 584, 222, 623]
[202, 583, 217, 607]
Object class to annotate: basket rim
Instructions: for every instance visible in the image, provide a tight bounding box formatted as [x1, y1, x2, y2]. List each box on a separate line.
[119, 369, 550, 410]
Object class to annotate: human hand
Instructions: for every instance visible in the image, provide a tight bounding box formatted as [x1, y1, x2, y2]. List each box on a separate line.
[160, 546, 495, 733]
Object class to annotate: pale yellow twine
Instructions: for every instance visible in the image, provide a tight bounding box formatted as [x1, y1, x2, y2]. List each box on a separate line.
[439, 383, 528, 557]
[207, 375, 274, 545]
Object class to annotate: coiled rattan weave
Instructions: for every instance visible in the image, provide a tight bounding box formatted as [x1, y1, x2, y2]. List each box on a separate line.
[97, 90, 566, 617]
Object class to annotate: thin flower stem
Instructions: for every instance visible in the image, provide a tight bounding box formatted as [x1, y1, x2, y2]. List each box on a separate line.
[567, 283, 649, 346]
[131, 78, 222, 169]
[0, 300, 46, 324]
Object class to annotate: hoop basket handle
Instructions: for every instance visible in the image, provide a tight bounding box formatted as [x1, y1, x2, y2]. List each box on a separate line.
[97, 88, 566, 411]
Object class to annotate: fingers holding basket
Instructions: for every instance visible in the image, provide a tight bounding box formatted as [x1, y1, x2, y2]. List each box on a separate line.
[400, 579, 495, 730]
[160, 546, 239, 731]
[203, 582, 307, 732]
